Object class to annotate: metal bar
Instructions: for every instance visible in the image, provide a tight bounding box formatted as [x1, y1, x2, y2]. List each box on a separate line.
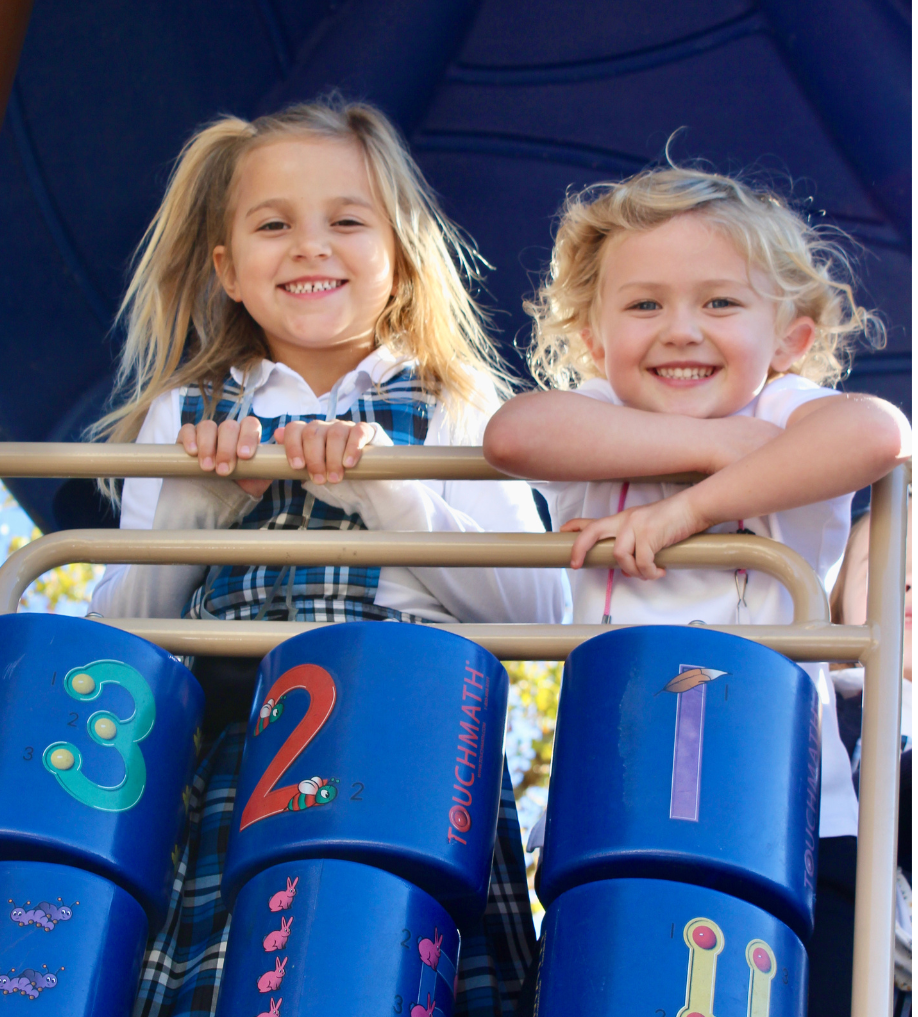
[0, 441, 704, 485]
[94, 618, 873, 663]
[851, 465, 909, 1017]
[0, 529, 829, 623]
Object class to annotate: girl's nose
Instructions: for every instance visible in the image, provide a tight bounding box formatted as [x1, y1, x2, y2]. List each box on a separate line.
[661, 307, 704, 346]
[290, 226, 331, 259]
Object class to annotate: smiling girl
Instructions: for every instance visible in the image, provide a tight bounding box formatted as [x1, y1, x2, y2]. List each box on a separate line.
[483, 166, 910, 1017]
[89, 99, 562, 1017]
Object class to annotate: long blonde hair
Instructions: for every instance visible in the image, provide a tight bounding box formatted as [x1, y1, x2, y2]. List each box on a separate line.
[527, 166, 885, 391]
[92, 98, 506, 445]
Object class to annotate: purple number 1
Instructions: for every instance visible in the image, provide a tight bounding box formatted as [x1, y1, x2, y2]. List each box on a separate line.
[670, 665, 706, 822]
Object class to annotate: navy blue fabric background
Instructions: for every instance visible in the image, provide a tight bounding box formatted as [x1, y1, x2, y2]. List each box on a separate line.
[0, 0, 910, 530]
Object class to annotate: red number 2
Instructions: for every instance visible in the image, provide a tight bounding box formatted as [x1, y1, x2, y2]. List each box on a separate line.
[240, 664, 337, 830]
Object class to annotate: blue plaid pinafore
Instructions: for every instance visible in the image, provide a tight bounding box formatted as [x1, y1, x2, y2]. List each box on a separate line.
[179, 367, 431, 624]
[132, 365, 536, 1017]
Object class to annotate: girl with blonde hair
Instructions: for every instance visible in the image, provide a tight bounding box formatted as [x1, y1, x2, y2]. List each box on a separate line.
[90, 97, 561, 1017]
[484, 165, 910, 1017]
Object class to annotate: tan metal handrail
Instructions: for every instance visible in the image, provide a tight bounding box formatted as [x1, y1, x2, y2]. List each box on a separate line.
[0, 441, 703, 484]
[0, 446, 909, 1017]
[0, 529, 828, 624]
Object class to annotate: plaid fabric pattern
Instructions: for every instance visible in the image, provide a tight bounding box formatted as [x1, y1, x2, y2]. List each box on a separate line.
[178, 368, 432, 622]
[133, 725, 245, 1017]
[133, 731, 535, 1017]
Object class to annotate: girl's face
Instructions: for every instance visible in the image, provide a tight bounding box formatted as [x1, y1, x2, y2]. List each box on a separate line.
[583, 214, 815, 418]
[214, 136, 396, 389]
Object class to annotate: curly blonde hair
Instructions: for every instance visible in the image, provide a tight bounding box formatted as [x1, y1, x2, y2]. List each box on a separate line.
[92, 97, 506, 449]
[527, 166, 884, 390]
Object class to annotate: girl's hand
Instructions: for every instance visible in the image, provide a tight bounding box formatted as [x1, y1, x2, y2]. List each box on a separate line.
[274, 419, 377, 485]
[561, 491, 707, 580]
[177, 417, 271, 498]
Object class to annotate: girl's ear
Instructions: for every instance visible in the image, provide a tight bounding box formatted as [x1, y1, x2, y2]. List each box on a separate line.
[580, 326, 605, 369]
[213, 246, 242, 302]
[770, 316, 816, 372]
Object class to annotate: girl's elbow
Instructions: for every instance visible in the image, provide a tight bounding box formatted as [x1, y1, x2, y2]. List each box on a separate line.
[866, 400, 911, 474]
[483, 413, 528, 474]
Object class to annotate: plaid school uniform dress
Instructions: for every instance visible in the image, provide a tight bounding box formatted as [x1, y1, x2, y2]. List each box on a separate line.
[133, 366, 536, 1017]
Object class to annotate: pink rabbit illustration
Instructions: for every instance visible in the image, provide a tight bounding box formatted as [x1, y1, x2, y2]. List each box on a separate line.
[255, 998, 282, 1017]
[268, 877, 298, 912]
[410, 994, 436, 1017]
[418, 928, 442, 970]
[263, 916, 293, 952]
[257, 956, 287, 993]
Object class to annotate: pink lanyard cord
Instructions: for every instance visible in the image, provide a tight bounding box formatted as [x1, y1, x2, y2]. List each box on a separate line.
[600, 497, 749, 625]
[601, 482, 630, 624]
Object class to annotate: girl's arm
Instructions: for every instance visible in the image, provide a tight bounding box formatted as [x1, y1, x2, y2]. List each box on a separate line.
[564, 393, 910, 578]
[483, 390, 782, 479]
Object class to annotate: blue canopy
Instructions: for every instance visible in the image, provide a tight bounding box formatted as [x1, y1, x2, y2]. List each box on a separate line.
[1, 0, 909, 530]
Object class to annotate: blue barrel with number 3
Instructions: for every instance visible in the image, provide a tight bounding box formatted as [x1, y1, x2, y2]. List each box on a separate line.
[0, 614, 204, 924]
[222, 623, 509, 926]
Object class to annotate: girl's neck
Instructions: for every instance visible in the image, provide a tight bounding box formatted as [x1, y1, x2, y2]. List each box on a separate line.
[267, 336, 378, 396]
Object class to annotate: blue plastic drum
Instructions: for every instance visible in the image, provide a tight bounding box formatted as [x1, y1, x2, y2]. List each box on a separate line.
[540, 628, 820, 936]
[0, 859, 147, 1015]
[222, 623, 508, 925]
[0, 614, 204, 923]
[216, 857, 460, 1017]
[536, 877, 807, 1016]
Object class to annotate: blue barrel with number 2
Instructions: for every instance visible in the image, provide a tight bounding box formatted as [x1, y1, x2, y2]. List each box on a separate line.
[0, 614, 204, 925]
[222, 623, 509, 926]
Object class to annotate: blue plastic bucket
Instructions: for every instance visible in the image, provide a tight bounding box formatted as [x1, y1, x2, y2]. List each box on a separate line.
[536, 877, 807, 1016]
[223, 623, 508, 926]
[216, 857, 460, 1017]
[540, 627, 820, 936]
[0, 859, 147, 1015]
[0, 614, 204, 924]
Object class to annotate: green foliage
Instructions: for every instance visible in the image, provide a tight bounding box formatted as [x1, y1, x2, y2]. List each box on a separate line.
[7, 528, 102, 612]
[505, 660, 562, 800]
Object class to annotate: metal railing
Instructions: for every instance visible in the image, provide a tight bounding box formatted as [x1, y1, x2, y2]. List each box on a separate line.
[0, 442, 909, 1017]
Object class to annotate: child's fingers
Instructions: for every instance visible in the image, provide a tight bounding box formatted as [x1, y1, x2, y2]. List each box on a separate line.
[323, 422, 352, 483]
[280, 421, 307, 471]
[612, 525, 639, 578]
[214, 420, 241, 476]
[559, 518, 590, 533]
[301, 422, 330, 484]
[192, 420, 218, 470]
[177, 423, 199, 456]
[569, 517, 617, 569]
[236, 416, 262, 459]
[342, 422, 376, 470]
[633, 538, 666, 581]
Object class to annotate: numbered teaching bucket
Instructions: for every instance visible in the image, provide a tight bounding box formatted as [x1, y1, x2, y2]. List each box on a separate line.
[222, 623, 509, 926]
[539, 628, 821, 937]
[0, 859, 147, 1017]
[0, 614, 204, 924]
[535, 878, 807, 1017]
[216, 857, 460, 1017]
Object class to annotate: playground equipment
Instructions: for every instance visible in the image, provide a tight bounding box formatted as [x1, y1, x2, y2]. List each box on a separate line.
[0, 612, 203, 1014]
[0, 444, 908, 1017]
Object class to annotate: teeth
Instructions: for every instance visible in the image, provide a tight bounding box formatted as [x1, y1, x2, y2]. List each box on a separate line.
[283, 280, 344, 294]
[655, 366, 716, 380]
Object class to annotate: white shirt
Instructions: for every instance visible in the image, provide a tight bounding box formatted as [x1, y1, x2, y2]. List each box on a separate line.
[532, 373, 859, 839]
[91, 348, 565, 627]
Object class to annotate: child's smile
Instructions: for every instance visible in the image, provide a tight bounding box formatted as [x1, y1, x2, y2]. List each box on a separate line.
[213, 136, 396, 392]
[583, 214, 813, 418]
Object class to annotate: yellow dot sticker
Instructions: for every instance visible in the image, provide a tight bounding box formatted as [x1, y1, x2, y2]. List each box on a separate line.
[49, 748, 75, 771]
[70, 673, 95, 695]
[93, 718, 117, 740]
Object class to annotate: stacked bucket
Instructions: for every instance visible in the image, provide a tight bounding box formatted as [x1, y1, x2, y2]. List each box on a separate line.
[0, 613, 204, 1015]
[533, 627, 819, 1017]
[214, 622, 511, 1017]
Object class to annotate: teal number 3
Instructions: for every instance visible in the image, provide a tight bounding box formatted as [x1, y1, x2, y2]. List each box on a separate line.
[43, 660, 155, 812]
